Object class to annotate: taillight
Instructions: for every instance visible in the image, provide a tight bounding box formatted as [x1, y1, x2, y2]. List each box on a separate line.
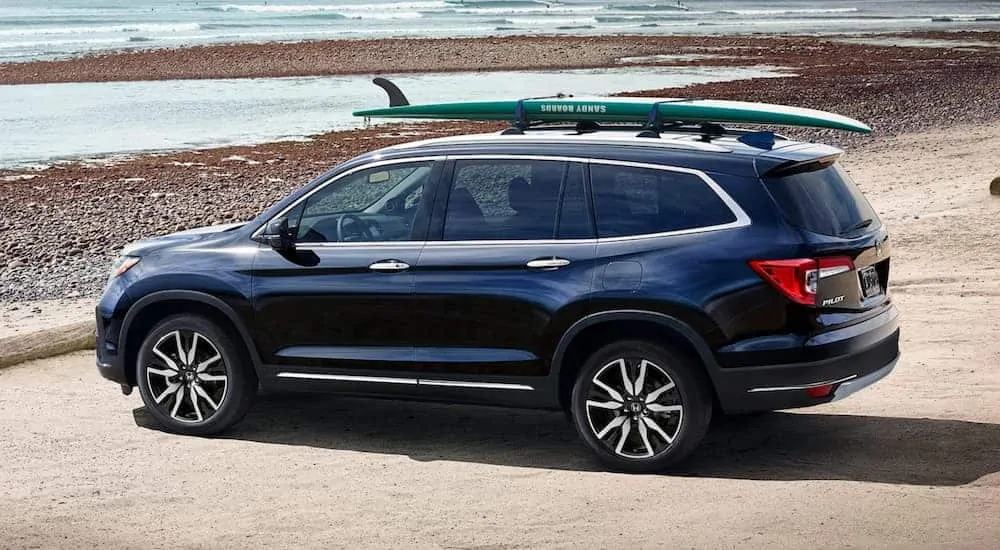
[749, 256, 854, 306]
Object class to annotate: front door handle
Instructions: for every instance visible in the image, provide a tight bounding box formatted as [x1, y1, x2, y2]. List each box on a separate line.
[526, 257, 571, 270]
[369, 260, 410, 272]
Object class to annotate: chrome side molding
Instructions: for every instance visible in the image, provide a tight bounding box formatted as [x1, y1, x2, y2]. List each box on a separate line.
[276, 372, 534, 391]
[276, 372, 418, 385]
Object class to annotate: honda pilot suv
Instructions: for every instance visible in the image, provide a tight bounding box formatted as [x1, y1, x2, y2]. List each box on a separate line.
[96, 120, 899, 472]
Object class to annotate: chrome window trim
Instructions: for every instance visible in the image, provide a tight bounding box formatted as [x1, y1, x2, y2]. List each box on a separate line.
[422, 238, 597, 248]
[385, 131, 734, 153]
[426, 155, 750, 247]
[255, 154, 751, 247]
[587, 158, 752, 241]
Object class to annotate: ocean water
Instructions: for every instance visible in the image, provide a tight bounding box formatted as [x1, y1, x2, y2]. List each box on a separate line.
[1, 0, 999, 63]
[0, 64, 789, 168]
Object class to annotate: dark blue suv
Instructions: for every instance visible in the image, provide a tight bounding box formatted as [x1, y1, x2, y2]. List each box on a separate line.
[96, 126, 899, 472]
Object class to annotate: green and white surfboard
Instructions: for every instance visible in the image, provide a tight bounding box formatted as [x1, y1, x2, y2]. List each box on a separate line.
[354, 97, 872, 134]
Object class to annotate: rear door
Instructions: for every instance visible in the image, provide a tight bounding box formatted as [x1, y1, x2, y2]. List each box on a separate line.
[763, 159, 891, 311]
[410, 156, 599, 399]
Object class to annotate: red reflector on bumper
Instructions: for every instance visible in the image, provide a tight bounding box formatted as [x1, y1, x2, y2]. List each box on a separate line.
[806, 384, 834, 398]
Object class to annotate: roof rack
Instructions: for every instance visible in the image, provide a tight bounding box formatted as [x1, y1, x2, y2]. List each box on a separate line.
[509, 122, 784, 148]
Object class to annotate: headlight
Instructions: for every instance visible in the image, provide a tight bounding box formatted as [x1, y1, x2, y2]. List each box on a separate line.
[110, 256, 140, 279]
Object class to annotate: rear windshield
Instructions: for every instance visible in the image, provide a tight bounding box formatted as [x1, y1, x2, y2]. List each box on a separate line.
[764, 163, 880, 236]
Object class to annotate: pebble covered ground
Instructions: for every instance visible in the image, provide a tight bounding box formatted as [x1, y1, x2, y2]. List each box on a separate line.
[1, 33, 999, 302]
[0, 34, 919, 85]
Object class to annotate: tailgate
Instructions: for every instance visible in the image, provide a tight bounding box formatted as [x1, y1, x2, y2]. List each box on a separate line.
[761, 156, 890, 311]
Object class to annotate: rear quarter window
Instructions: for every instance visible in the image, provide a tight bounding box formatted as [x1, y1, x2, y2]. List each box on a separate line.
[764, 163, 880, 236]
[590, 164, 738, 238]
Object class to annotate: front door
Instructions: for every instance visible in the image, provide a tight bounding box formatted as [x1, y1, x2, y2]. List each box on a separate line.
[411, 157, 599, 401]
[251, 159, 442, 378]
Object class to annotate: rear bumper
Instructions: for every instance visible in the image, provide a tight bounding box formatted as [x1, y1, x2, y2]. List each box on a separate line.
[713, 305, 900, 413]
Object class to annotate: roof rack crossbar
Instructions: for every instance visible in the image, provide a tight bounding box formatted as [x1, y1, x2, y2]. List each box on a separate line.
[636, 98, 698, 139]
[503, 93, 573, 134]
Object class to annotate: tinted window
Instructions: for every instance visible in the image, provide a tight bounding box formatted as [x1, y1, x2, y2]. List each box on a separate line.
[293, 162, 434, 242]
[765, 163, 879, 236]
[444, 160, 587, 240]
[590, 164, 737, 238]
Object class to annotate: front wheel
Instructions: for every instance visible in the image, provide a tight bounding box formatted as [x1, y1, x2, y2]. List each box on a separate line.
[570, 340, 712, 473]
[136, 314, 257, 435]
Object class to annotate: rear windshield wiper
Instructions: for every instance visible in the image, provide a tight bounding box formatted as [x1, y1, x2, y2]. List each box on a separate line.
[841, 218, 874, 235]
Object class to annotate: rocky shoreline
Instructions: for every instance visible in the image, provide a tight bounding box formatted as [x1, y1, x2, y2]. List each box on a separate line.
[0, 35, 779, 85]
[1, 32, 996, 85]
[1, 33, 999, 302]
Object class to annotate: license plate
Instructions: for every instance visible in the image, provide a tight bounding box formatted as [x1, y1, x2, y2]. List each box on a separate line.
[859, 266, 882, 299]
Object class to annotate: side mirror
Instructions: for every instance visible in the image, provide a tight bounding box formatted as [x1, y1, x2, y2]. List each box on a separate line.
[258, 217, 295, 252]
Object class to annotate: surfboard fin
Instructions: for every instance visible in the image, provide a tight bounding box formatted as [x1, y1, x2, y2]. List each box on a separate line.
[373, 78, 410, 107]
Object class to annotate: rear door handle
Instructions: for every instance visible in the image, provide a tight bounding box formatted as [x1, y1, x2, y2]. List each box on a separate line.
[369, 260, 410, 272]
[526, 257, 571, 270]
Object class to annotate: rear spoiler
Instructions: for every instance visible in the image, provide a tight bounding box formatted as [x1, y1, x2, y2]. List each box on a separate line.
[755, 143, 843, 178]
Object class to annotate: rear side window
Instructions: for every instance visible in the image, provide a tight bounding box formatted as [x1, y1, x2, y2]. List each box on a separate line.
[590, 164, 737, 238]
[764, 163, 879, 236]
[443, 159, 591, 241]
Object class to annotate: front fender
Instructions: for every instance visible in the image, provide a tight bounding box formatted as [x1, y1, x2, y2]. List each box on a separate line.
[119, 289, 263, 380]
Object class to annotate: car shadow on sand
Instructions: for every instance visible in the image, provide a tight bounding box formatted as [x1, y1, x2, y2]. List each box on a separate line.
[133, 394, 1000, 486]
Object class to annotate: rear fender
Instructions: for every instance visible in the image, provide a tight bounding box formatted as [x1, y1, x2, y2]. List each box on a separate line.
[551, 310, 724, 397]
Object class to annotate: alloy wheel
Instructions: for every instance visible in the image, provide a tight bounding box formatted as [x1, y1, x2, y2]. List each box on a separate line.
[584, 357, 683, 459]
[145, 330, 229, 424]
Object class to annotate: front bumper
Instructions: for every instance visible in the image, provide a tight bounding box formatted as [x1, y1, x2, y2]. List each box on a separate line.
[95, 312, 129, 385]
[95, 278, 131, 386]
[713, 305, 900, 413]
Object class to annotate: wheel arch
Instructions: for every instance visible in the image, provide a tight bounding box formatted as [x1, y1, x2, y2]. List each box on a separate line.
[551, 310, 723, 410]
[120, 290, 261, 386]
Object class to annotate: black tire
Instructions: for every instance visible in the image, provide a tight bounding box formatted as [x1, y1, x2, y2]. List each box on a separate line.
[135, 314, 257, 436]
[570, 340, 712, 473]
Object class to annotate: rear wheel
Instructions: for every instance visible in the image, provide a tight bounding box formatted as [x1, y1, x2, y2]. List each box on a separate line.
[136, 314, 257, 435]
[570, 340, 712, 473]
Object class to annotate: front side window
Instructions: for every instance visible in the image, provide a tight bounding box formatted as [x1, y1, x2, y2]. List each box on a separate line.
[442, 159, 591, 241]
[590, 164, 737, 238]
[292, 161, 435, 242]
